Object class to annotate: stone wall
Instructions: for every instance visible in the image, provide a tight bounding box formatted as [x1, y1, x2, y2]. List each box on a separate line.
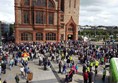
[63, 0, 80, 40]
[64, 0, 80, 25]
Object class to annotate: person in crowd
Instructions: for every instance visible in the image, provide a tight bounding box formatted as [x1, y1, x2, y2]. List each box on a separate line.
[0, 64, 1, 78]
[15, 74, 20, 83]
[88, 69, 93, 83]
[0, 78, 1, 83]
[43, 57, 47, 70]
[3, 80, 7, 83]
[62, 63, 66, 74]
[66, 68, 75, 82]
[1, 61, 6, 74]
[83, 70, 88, 83]
[20, 66, 24, 77]
[58, 61, 62, 73]
[83, 64, 87, 73]
[75, 64, 79, 73]
[102, 68, 106, 82]
[0, 40, 117, 83]
[39, 55, 43, 66]
[9, 58, 14, 70]
[95, 60, 99, 76]
[24, 66, 30, 76]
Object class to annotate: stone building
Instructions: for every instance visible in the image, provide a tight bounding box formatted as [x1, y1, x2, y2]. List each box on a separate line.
[15, 0, 80, 43]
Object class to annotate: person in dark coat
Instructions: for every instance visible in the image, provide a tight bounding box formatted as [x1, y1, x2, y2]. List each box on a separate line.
[58, 61, 62, 73]
[3, 80, 7, 83]
[43, 58, 47, 70]
[83, 64, 87, 73]
[1, 62, 6, 74]
[102, 68, 106, 82]
[88, 69, 93, 83]
[15, 74, 20, 83]
[67, 58, 70, 67]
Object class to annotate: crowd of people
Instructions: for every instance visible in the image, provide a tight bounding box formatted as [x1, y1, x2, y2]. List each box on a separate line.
[0, 40, 117, 83]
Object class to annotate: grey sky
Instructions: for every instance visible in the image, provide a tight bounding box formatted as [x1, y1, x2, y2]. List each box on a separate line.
[80, 0, 118, 26]
[0, 0, 118, 26]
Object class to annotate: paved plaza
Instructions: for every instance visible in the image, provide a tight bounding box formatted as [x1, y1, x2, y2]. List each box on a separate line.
[0, 41, 112, 83]
[50, 54, 109, 83]
[1, 59, 59, 83]
[1, 52, 109, 83]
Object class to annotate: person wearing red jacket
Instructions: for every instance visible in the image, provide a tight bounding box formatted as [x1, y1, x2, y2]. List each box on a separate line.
[83, 70, 88, 83]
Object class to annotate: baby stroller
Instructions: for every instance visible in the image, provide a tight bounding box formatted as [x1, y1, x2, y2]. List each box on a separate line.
[65, 69, 74, 82]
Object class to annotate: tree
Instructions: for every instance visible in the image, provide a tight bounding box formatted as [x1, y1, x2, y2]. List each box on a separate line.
[9, 24, 14, 36]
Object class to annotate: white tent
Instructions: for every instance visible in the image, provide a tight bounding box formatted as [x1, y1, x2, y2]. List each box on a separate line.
[84, 36, 89, 42]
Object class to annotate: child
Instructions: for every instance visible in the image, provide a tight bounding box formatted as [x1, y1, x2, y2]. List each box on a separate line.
[75, 64, 79, 73]
[62, 64, 66, 74]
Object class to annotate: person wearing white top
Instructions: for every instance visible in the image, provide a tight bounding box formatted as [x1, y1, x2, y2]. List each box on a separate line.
[20, 66, 24, 77]
[0, 65, 1, 78]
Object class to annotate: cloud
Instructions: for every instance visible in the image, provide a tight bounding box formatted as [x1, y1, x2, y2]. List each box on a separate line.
[80, 0, 102, 7]
[0, 0, 14, 23]
[80, 0, 118, 26]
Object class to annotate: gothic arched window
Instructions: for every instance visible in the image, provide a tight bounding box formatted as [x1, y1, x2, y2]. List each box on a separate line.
[36, 11, 46, 24]
[68, 25, 74, 32]
[36, 33, 43, 40]
[31, 0, 55, 24]
[21, 33, 33, 41]
[46, 33, 56, 40]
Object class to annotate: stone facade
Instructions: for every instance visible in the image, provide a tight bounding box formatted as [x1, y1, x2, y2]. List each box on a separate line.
[15, 0, 80, 43]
